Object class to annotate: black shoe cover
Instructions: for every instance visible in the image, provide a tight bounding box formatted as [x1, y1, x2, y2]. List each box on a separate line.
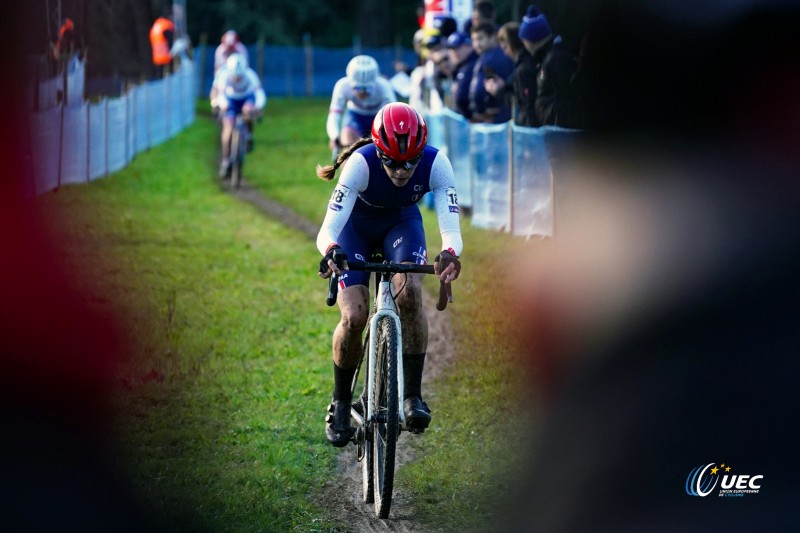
[325, 400, 354, 447]
[403, 396, 432, 430]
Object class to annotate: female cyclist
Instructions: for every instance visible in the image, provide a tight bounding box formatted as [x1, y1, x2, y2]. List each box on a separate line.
[326, 55, 397, 155]
[317, 102, 463, 447]
[209, 53, 266, 177]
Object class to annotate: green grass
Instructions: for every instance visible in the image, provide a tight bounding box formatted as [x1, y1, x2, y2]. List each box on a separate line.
[39, 98, 545, 532]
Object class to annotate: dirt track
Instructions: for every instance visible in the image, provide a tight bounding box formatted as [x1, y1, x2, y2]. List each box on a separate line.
[231, 182, 457, 531]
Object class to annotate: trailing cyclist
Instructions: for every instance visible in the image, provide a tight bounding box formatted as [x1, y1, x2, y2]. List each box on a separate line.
[326, 55, 396, 157]
[317, 102, 463, 447]
[210, 53, 266, 178]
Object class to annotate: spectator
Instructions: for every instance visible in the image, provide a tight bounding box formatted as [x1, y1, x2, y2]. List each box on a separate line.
[469, 22, 515, 123]
[394, 28, 425, 77]
[445, 31, 479, 120]
[415, 33, 449, 113]
[465, 0, 496, 34]
[214, 30, 250, 74]
[51, 17, 77, 64]
[429, 35, 455, 100]
[149, 10, 175, 78]
[405, 29, 428, 109]
[432, 14, 458, 39]
[518, 5, 583, 128]
[485, 22, 539, 126]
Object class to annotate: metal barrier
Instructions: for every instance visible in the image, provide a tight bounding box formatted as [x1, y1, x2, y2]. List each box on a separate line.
[432, 108, 582, 238]
[27, 60, 197, 196]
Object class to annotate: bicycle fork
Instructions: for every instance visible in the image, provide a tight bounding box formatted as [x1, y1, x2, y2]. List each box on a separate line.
[366, 278, 405, 427]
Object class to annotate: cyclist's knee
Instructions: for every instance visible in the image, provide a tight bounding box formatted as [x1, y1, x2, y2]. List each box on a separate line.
[395, 279, 422, 314]
[340, 311, 367, 335]
[339, 297, 368, 333]
[338, 285, 369, 332]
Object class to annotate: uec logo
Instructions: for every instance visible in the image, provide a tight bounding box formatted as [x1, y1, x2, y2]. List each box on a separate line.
[686, 463, 764, 497]
[686, 463, 719, 497]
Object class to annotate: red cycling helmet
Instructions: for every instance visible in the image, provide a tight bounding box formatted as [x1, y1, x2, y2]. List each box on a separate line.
[371, 103, 428, 162]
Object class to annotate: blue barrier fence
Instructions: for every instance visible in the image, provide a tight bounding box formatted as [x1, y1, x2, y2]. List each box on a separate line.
[428, 108, 582, 238]
[27, 59, 197, 196]
[194, 44, 417, 98]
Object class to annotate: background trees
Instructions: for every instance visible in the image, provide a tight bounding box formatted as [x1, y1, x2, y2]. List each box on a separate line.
[23, 1, 587, 80]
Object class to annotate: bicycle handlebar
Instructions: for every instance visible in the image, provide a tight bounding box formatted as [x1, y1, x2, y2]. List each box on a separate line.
[325, 259, 453, 311]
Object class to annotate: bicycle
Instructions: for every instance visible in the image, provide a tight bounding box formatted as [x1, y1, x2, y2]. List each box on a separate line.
[228, 113, 248, 189]
[325, 250, 452, 519]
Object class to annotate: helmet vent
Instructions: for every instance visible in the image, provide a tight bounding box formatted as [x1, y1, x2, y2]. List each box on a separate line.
[379, 125, 390, 148]
[397, 134, 408, 155]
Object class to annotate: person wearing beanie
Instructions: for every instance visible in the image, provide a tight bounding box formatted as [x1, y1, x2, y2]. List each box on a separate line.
[484, 22, 540, 126]
[517, 5, 584, 128]
[519, 5, 552, 44]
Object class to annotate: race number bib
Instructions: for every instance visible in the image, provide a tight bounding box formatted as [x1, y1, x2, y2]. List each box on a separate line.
[446, 187, 459, 213]
[328, 184, 351, 212]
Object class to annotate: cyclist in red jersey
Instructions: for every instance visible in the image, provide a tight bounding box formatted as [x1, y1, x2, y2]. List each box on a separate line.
[317, 102, 463, 447]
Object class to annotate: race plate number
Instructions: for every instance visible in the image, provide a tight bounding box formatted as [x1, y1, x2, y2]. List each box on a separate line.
[446, 187, 459, 213]
[328, 184, 351, 211]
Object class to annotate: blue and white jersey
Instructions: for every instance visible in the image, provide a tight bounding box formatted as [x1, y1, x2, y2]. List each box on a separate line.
[210, 67, 266, 110]
[316, 144, 463, 257]
[326, 76, 396, 141]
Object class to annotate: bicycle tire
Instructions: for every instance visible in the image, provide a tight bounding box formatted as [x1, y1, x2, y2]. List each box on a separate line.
[230, 125, 243, 189]
[352, 330, 374, 504]
[372, 316, 399, 518]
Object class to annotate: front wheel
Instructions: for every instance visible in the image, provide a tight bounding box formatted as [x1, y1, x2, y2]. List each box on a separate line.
[353, 330, 373, 504]
[372, 316, 399, 518]
[230, 123, 245, 189]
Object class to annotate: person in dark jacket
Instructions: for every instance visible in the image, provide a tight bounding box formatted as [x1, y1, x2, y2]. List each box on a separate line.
[518, 5, 584, 128]
[469, 22, 516, 123]
[485, 22, 539, 126]
[445, 32, 479, 120]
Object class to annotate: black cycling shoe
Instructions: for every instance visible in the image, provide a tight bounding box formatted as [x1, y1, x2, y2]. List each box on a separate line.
[325, 400, 354, 448]
[351, 393, 367, 419]
[403, 396, 432, 430]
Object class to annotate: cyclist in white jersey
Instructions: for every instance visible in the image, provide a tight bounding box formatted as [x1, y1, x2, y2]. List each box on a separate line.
[326, 55, 397, 154]
[210, 54, 266, 178]
[214, 30, 250, 74]
[317, 102, 463, 447]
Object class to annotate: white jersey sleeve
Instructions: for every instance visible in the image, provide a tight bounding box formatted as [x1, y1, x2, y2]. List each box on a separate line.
[429, 152, 463, 256]
[316, 154, 370, 254]
[210, 67, 227, 108]
[326, 77, 349, 142]
[245, 69, 266, 109]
